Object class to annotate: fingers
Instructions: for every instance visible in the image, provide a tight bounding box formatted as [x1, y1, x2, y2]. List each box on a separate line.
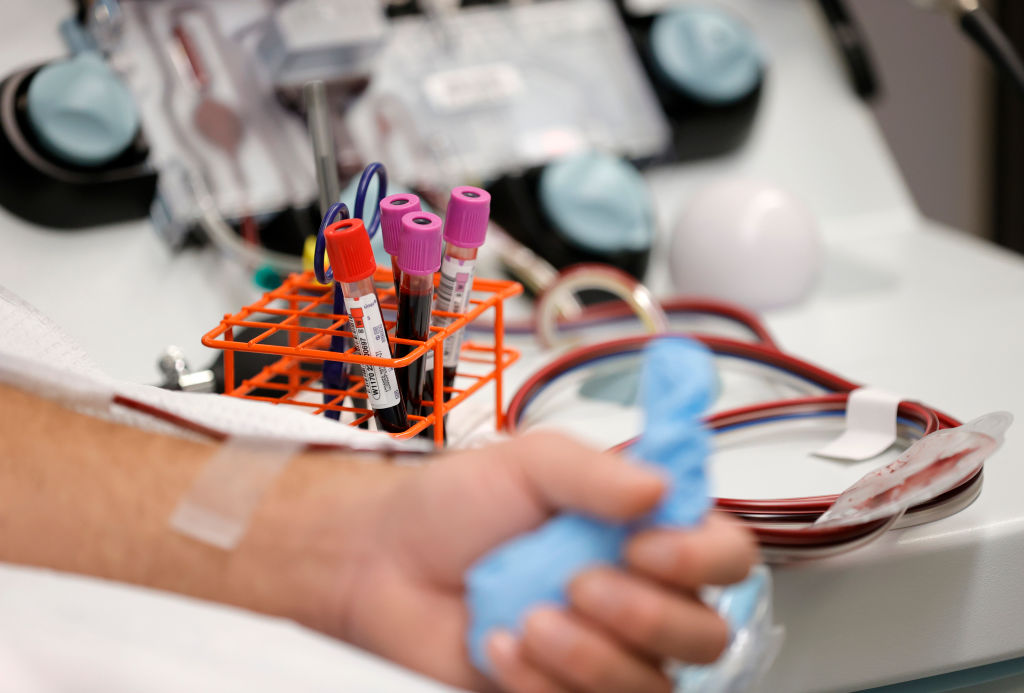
[503, 432, 667, 522]
[569, 567, 729, 665]
[488, 630, 573, 693]
[487, 559, 738, 693]
[520, 608, 673, 693]
[625, 513, 759, 588]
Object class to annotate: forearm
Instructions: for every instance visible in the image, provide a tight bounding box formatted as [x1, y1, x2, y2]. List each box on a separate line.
[0, 383, 405, 633]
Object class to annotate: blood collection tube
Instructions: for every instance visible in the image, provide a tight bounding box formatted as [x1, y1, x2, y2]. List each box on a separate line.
[323, 218, 409, 433]
[394, 211, 443, 416]
[424, 186, 491, 402]
[379, 193, 421, 297]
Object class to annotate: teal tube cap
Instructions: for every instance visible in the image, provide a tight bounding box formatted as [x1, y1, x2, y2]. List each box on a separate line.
[26, 53, 140, 167]
[650, 5, 762, 105]
[538, 151, 653, 255]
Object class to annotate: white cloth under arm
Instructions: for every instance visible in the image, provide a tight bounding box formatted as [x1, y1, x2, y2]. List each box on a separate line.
[0, 284, 423, 452]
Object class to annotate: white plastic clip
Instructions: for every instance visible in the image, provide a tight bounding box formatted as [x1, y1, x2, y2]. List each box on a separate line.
[814, 387, 902, 461]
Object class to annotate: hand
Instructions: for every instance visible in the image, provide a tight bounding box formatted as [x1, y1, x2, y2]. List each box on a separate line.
[297, 432, 758, 693]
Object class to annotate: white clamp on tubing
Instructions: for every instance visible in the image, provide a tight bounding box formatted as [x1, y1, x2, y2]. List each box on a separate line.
[814, 387, 903, 461]
[170, 437, 303, 549]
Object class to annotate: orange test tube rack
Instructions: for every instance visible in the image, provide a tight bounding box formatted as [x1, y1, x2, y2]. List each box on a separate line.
[202, 268, 523, 447]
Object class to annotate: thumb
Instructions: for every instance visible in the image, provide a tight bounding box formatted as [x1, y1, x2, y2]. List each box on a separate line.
[500, 431, 667, 521]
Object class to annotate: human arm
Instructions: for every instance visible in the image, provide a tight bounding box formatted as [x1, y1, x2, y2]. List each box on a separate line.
[0, 383, 758, 692]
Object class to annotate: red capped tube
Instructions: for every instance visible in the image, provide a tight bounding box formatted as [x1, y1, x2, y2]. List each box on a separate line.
[323, 219, 408, 433]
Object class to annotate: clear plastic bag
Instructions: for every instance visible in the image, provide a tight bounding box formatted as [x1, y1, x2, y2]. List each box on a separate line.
[347, 0, 671, 187]
[673, 566, 784, 693]
[815, 411, 1012, 529]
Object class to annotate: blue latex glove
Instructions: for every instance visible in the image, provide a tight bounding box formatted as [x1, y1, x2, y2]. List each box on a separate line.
[465, 337, 716, 671]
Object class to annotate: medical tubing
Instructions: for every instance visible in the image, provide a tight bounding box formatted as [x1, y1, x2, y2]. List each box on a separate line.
[139, 8, 290, 274]
[138, 6, 282, 273]
[616, 395, 944, 514]
[507, 334, 959, 430]
[470, 295, 777, 347]
[191, 174, 304, 273]
[504, 333, 969, 540]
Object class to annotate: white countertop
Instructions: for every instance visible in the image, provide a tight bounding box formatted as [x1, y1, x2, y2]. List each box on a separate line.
[2, 1, 1022, 692]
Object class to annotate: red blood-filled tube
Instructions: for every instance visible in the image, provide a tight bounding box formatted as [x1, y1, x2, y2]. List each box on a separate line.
[323, 219, 408, 433]
[424, 186, 491, 403]
[379, 193, 422, 298]
[395, 211, 443, 416]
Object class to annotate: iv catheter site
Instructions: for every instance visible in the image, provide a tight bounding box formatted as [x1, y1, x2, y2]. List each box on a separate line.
[3, 1, 1024, 692]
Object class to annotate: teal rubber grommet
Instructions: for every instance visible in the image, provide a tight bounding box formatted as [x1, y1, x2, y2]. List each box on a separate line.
[650, 5, 762, 105]
[26, 52, 140, 167]
[253, 265, 283, 290]
[538, 151, 653, 255]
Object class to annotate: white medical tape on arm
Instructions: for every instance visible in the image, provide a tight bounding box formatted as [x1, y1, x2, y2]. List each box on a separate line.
[169, 437, 303, 550]
[813, 387, 903, 461]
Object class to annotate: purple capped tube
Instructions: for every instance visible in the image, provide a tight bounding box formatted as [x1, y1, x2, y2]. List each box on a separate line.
[423, 186, 491, 409]
[395, 210, 443, 416]
[380, 193, 422, 297]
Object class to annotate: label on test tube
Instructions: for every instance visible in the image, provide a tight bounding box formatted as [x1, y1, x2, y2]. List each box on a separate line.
[344, 293, 401, 409]
[427, 256, 477, 372]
